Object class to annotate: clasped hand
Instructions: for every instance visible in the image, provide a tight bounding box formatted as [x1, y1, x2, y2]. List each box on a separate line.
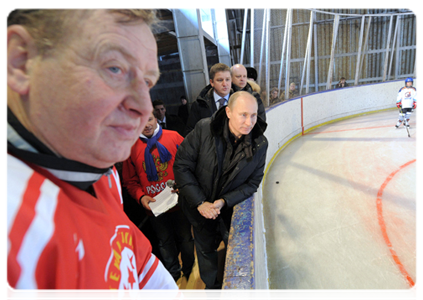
[197, 199, 225, 220]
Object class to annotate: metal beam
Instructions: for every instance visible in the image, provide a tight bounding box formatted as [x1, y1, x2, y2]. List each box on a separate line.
[240, 9, 249, 64]
[278, 9, 291, 98]
[313, 22, 319, 92]
[257, 9, 267, 86]
[354, 16, 366, 85]
[173, 9, 209, 104]
[265, 8, 270, 107]
[326, 14, 340, 90]
[382, 15, 394, 81]
[395, 16, 402, 79]
[305, 12, 314, 94]
[310, 9, 414, 18]
[359, 16, 372, 84]
[387, 15, 400, 80]
[413, 27, 420, 78]
[300, 10, 314, 95]
[250, 9, 254, 67]
[284, 9, 293, 100]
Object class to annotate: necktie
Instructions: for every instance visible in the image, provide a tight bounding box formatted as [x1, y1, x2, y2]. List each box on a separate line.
[219, 98, 226, 108]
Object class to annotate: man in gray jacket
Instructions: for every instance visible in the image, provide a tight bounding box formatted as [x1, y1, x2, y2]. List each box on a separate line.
[173, 91, 268, 289]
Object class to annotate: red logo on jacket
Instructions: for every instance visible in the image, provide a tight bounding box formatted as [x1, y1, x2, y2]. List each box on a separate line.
[142, 154, 169, 181]
[105, 225, 139, 289]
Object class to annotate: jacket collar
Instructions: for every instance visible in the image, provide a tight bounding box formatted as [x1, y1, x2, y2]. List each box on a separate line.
[198, 85, 234, 107]
[7, 107, 112, 191]
[232, 82, 252, 93]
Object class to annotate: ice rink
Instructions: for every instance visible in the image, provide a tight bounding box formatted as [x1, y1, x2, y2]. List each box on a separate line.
[262, 110, 416, 289]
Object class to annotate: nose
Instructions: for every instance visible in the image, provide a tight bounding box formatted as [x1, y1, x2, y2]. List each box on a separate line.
[124, 70, 154, 119]
[245, 116, 252, 127]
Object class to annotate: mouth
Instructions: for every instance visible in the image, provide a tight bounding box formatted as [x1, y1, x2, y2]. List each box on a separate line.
[110, 124, 139, 140]
[143, 127, 153, 134]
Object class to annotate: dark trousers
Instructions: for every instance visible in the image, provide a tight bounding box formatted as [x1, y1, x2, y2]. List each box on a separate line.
[149, 209, 195, 281]
[192, 216, 230, 289]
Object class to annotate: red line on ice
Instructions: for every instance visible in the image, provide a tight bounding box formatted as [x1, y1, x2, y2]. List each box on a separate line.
[376, 159, 416, 287]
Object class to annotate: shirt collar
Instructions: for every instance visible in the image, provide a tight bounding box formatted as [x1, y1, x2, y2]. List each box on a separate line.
[159, 116, 166, 123]
[213, 91, 229, 103]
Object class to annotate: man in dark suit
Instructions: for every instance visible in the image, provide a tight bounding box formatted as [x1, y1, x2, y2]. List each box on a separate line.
[184, 63, 233, 135]
[152, 99, 186, 137]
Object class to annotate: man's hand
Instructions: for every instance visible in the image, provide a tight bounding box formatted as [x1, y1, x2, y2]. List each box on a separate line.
[212, 199, 226, 210]
[197, 202, 221, 219]
[197, 199, 226, 219]
[140, 195, 156, 211]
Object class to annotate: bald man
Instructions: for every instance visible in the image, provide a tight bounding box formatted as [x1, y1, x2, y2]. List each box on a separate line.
[231, 64, 266, 122]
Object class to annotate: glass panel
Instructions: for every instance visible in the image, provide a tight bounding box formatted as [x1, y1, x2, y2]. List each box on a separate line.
[200, 9, 214, 39]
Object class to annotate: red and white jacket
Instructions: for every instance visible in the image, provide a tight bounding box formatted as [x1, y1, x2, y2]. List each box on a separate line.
[7, 154, 177, 289]
[397, 86, 417, 108]
[122, 129, 184, 209]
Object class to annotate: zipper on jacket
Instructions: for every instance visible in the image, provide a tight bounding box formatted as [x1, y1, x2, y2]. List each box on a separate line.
[105, 168, 113, 188]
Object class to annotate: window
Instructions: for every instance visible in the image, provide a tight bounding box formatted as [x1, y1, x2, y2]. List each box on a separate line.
[200, 9, 214, 39]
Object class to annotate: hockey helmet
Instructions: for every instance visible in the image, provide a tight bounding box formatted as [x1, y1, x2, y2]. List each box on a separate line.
[405, 77, 413, 85]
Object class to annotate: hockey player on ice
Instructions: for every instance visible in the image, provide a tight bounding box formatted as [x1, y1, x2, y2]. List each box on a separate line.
[396, 77, 417, 128]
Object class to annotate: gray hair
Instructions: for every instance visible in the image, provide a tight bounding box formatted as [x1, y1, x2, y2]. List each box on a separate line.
[7, 9, 158, 55]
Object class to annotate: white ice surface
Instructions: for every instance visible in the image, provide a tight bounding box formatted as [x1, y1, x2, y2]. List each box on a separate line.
[263, 110, 416, 289]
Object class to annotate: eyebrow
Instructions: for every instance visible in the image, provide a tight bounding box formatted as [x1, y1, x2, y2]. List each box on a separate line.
[97, 42, 160, 79]
[97, 42, 133, 59]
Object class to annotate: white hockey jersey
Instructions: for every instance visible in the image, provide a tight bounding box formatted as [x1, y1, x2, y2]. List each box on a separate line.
[397, 86, 417, 108]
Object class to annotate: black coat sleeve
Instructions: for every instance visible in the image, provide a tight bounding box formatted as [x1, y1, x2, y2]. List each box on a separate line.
[184, 101, 202, 136]
[221, 140, 268, 207]
[173, 122, 208, 208]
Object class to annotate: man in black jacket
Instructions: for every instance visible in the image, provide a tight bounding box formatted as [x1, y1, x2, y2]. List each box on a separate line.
[231, 64, 266, 122]
[184, 63, 233, 135]
[153, 99, 186, 137]
[173, 91, 268, 289]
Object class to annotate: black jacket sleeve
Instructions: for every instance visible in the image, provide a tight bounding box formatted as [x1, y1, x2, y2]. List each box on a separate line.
[221, 140, 267, 207]
[174, 121, 208, 208]
[184, 101, 202, 136]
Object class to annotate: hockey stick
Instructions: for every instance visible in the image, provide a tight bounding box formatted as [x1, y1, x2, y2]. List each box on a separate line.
[399, 107, 410, 138]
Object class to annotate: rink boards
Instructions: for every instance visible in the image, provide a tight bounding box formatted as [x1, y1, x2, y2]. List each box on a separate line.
[222, 79, 416, 289]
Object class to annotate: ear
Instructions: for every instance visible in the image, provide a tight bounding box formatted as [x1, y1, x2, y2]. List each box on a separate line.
[209, 78, 214, 87]
[225, 106, 231, 119]
[7, 25, 37, 95]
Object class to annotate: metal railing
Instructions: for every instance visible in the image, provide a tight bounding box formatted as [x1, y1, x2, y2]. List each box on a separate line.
[234, 9, 416, 106]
